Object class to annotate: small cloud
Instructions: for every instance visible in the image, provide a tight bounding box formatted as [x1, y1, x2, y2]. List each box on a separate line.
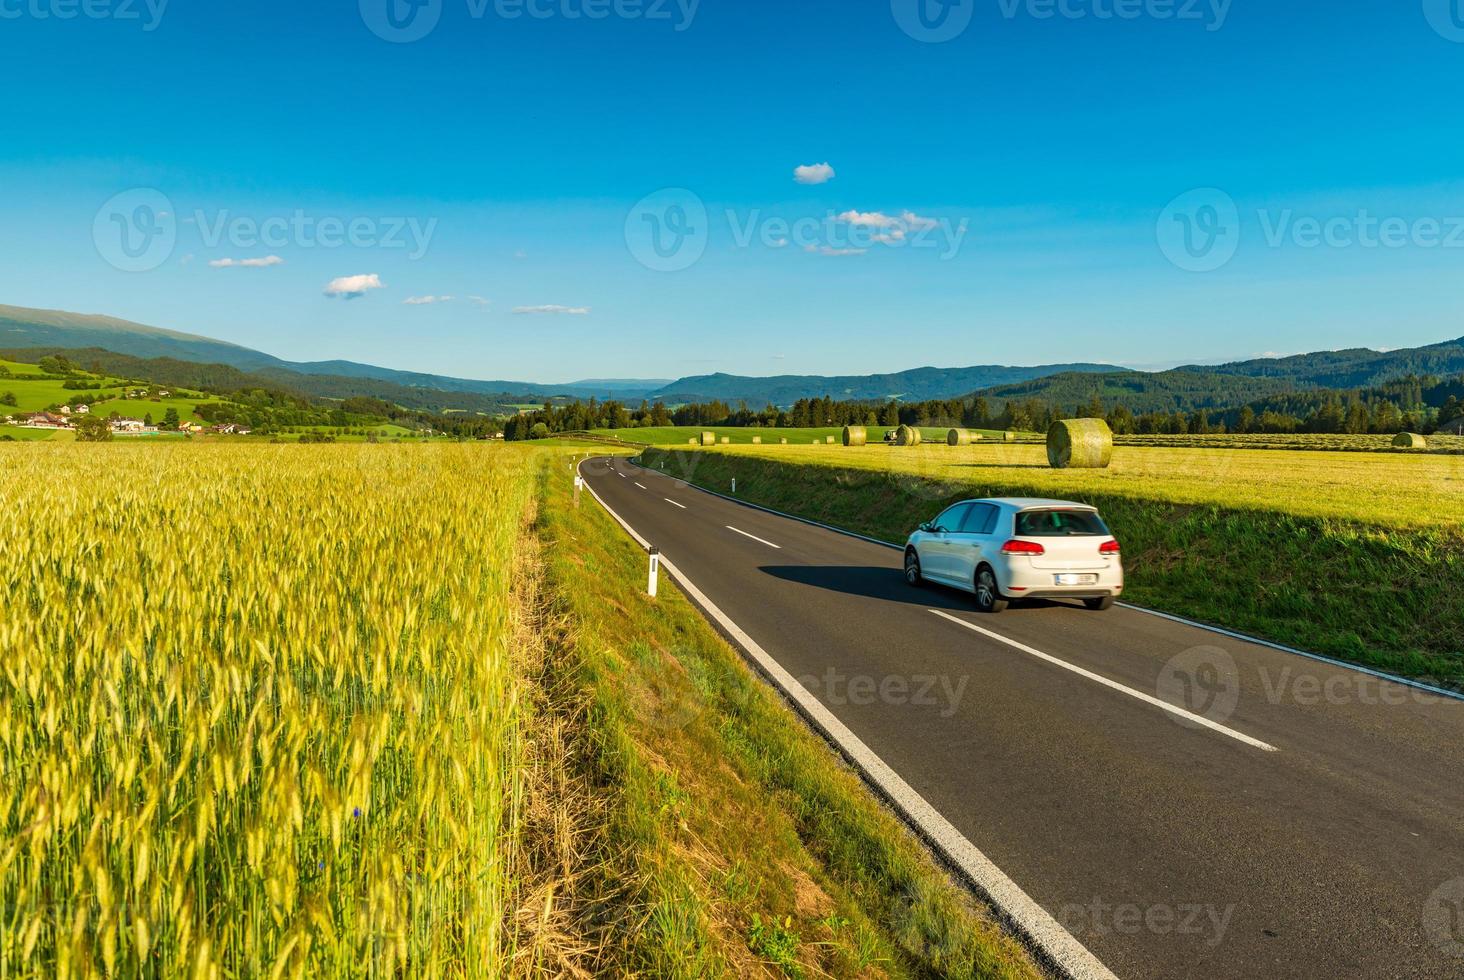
[770, 236, 789, 248]
[324, 274, 384, 300]
[794, 162, 836, 185]
[512, 305, 590, 315]
[513, 250, 528, 260]
[211, 255, 285, 269]
[804, 245, 866, 257]
[771, 353, 786, 360]
[404, 295, 454, 305]
[836, 209, 937, 231]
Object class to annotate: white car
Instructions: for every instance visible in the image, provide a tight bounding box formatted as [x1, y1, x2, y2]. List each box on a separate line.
[903, 497, 1124, 613]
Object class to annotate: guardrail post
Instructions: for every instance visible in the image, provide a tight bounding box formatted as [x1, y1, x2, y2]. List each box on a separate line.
[647, 546, 660, 598]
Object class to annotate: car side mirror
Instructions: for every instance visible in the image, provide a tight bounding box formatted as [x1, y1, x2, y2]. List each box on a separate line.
[919, 522, 932, 533]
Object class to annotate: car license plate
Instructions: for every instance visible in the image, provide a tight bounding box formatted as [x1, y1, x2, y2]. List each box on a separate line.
[1055, 574, 1098, 586]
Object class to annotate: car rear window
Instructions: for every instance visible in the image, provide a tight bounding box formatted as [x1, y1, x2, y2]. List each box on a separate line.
[1015, 509, 1109, 537]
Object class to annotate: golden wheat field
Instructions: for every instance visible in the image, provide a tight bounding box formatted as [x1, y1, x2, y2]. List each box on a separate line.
[0, 443, 537, 978]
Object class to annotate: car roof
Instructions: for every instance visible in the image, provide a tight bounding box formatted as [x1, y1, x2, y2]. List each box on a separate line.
[950, 497, 1098, 511]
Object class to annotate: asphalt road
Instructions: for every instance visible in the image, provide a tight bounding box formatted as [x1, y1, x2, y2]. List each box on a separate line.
[580, 455, 1464, 979]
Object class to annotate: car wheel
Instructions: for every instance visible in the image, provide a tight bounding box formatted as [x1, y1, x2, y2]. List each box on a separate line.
[904, 549, 923, 587]
[1083, 596, 1115, 611]
[975, 566, 1008, 614]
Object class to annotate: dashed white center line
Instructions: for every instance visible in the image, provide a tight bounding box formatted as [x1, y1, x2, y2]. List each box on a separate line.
[929, 610, 1278, 753]
[664, 498, 687, 510]
[635, 482, 647, 489]
[725, 525, 782, 550]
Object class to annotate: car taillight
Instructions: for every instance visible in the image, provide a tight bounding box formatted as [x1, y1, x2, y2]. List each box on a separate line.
[1100, 539, 1121, 555]
[1001, 539, 1045, 556]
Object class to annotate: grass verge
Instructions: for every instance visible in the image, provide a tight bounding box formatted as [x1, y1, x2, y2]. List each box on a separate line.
[638, 447, 1464, 690]
[532, 450, 1041, 978]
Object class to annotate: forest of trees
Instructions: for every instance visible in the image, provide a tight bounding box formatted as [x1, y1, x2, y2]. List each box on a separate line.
[505, 374, 1464, 441]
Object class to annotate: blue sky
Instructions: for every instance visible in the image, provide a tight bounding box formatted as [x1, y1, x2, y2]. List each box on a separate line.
[3, 0, 1464, 382]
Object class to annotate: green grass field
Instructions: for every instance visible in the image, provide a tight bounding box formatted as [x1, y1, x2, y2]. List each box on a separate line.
[589, 425, 1016, 447]
[639, 442, 1464, 688]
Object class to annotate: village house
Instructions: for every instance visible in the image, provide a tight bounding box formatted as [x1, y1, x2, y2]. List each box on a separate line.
[26, 412, 71, 430]
[111, 418, 146, 434]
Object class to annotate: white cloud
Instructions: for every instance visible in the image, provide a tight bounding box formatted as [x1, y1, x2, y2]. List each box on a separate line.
[804, 245, 866, 257]
[211, 255, 285, 268]
[403, 295, 454, 305]
[468, 295, 491, 308]
[836, 209, 938, 231]
[794, 162, 836, 185]
[512, 305, 590, 315]
[323, 274, 384, 300]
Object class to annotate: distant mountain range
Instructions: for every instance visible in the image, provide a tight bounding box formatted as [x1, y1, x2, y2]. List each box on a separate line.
[0, 305, 664, 401]
[0, 304, 1121, 406]
[647, 365, 1120, 405]
[3, 303, 1462, 413]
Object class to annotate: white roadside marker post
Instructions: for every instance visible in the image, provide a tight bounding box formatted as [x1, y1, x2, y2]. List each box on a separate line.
[731, 477, 736, 495]
[574, 474, 583, 508]
[647, 546, 660, 599]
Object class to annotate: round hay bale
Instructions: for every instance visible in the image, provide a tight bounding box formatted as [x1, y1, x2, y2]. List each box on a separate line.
[720, 437, 730, 445]
[1003, 430, 1017, 443]
[947, 428, 973, 447]
[752, 436, 762, 444]
[780, 437, 788, 444]
[825, 435, 835, 444]
[688, 438, 697, 445]
[699, 431, 716, 447]
[1392, 431, 1428, 449]
[894, 424, 922, 447]
[842, 425, 868, 447]
[1047, 418, 1114, 469]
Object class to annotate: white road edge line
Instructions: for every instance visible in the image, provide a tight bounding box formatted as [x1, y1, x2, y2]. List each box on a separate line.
[664, 498, 687, 510]
[579, 460, 1117, 980]
[625, 457, 1464, 706]
[930, 610, 1279, 753]
[725, 525, 782, 550]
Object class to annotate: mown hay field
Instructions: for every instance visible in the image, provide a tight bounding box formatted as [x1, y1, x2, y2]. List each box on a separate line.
[690, 441, 1463, 529]
[0, 443, 537, 978]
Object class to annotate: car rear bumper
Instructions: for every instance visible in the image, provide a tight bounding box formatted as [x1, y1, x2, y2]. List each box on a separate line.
[1001, 562, 1123, 599]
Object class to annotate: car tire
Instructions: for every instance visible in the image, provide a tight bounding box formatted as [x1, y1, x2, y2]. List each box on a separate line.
[1083, 596, 1115, 611]
[975, 566, 1008, 614]
[904, 549, 923, 587]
